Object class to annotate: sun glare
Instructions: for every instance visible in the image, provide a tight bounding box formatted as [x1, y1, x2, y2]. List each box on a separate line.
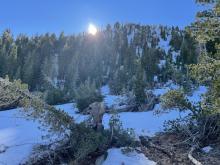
[88, 23, 97, 35]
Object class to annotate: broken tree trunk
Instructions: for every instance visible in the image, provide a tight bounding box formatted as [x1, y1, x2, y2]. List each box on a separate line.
[188, 146, 202, 165]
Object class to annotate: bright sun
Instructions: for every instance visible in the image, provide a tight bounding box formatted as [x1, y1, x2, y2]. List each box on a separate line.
[88, 23, 97, 35]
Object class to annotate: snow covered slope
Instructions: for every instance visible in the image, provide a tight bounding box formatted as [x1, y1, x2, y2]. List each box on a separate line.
[0, 104, 88, 165]
[0, 84, 207, 165]
[0, 108, 48, 165]
[103, 105, 188, 137]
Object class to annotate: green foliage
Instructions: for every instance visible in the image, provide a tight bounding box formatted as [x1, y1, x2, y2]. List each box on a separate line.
[161, 90, 193, 111]
[109, 66, 128, 94]
[29, 115, 136, 164]
[46, 88, 68, 105]
[0, 77, 73, 134]
[75, 79, 103, 112]
[189, 0, 220, 115]
[109, 114, 136, 147]
[169, 27, 183, 51]
[69, 123, 109, 161]
[0, 23, 198, 104]
[133, 64, 146, 104]
[161, 0, 220, 145]
[1, 76, 136, 164]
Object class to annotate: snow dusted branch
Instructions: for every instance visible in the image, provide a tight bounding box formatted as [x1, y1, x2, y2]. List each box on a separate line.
[0, 77, 74, 133]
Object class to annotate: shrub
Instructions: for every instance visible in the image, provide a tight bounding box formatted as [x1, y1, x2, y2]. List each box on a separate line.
[46, 88, 68, 105]
[109, 114, 136, 147]
[75, 79, 103, 112]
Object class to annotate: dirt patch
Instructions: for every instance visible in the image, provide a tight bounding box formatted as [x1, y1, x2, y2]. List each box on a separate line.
[140, 133, 220, 165]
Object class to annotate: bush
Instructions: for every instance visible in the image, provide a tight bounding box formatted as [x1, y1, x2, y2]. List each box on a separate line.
[75, 79, 103, 112]
[46, 88, 68, 105]
[109, 114, 136, 147]
[69, 123, 109, 161]
[27, 121, 136, 164]
[161, 89, 220, 146]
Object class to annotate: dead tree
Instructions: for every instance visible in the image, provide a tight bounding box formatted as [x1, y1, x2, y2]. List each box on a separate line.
[86, 102, 106, 131]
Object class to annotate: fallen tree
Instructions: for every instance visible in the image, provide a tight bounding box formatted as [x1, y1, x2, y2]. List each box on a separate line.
[0, 77, 73, 133]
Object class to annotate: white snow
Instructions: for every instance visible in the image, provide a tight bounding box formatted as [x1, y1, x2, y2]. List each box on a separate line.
[128, 30, 135, 44]
[56, 103, 89, 123]
[149, 81, 179, 97]
[0, 144, 7, 153]
[171, 50, 180, 63]
[101, 85, 128, 110]
[0, 84, 207, 164]
[158, 60, 166, 69]
[101, 83, 207, 137]
[103, 104, 188, 137]
[101, 85, 111, 96]
[187, 86, 207, 105]
[136, 47, 143, 56]
[54, 99, 189, 138]
[55, 102, 187, 143]
[158, 35, 171, 54]
[0, 103, 88, 165]
[153, 75, 158, 82]
[202, 146, 213, 153]
[149, 83, 207, 105]
[0, 108, 48, 165]
[102, 148, 156, 165]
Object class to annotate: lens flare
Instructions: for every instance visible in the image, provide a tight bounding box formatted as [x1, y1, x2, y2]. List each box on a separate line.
[88, 23, 97, 35]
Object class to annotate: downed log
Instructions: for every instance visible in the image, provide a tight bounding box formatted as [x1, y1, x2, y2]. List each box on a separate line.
[105, 104, 138, 113]
[188, 146, 202, 165]
[104, 91, 159, 113]
[0, 77, 73, 133]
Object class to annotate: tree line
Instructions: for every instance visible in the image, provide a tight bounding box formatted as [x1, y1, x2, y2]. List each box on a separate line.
[0, 23, 198, 105]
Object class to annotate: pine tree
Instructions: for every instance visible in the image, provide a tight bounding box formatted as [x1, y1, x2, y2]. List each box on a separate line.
[134, 62, 146, 104]
[189, 0, 220, 114]
[161, 0, 220, 145]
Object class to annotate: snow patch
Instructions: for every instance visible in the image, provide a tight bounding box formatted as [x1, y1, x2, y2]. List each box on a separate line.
[103, 104, 188, 137]
[202, 146, 213, 153]
[187, 86, 207, 105]
[0, 108, 48, 165]
[101, 85, 128, 110]
[101, 85, 111, 96]
[158, 60, 166, 69]
[55, 103, 89, 123]
[102, 148, 156, 165]
[158, 35, 171, 54]
[171, 50, 180, 63]
[149, 81, 179, 97]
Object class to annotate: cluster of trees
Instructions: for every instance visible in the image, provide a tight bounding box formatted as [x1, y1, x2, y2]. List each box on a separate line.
[0, 24, 198, 105]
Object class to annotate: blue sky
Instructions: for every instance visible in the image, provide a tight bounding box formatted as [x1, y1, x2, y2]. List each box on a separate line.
[0, 0, 201, 36]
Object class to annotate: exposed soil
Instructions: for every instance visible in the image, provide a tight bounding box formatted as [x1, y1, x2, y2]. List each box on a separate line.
[140, 133, 220, 165]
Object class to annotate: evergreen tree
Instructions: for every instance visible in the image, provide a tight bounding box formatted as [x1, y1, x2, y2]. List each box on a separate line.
[189, 0, 220, 114]
[134, 62, 146, 104]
